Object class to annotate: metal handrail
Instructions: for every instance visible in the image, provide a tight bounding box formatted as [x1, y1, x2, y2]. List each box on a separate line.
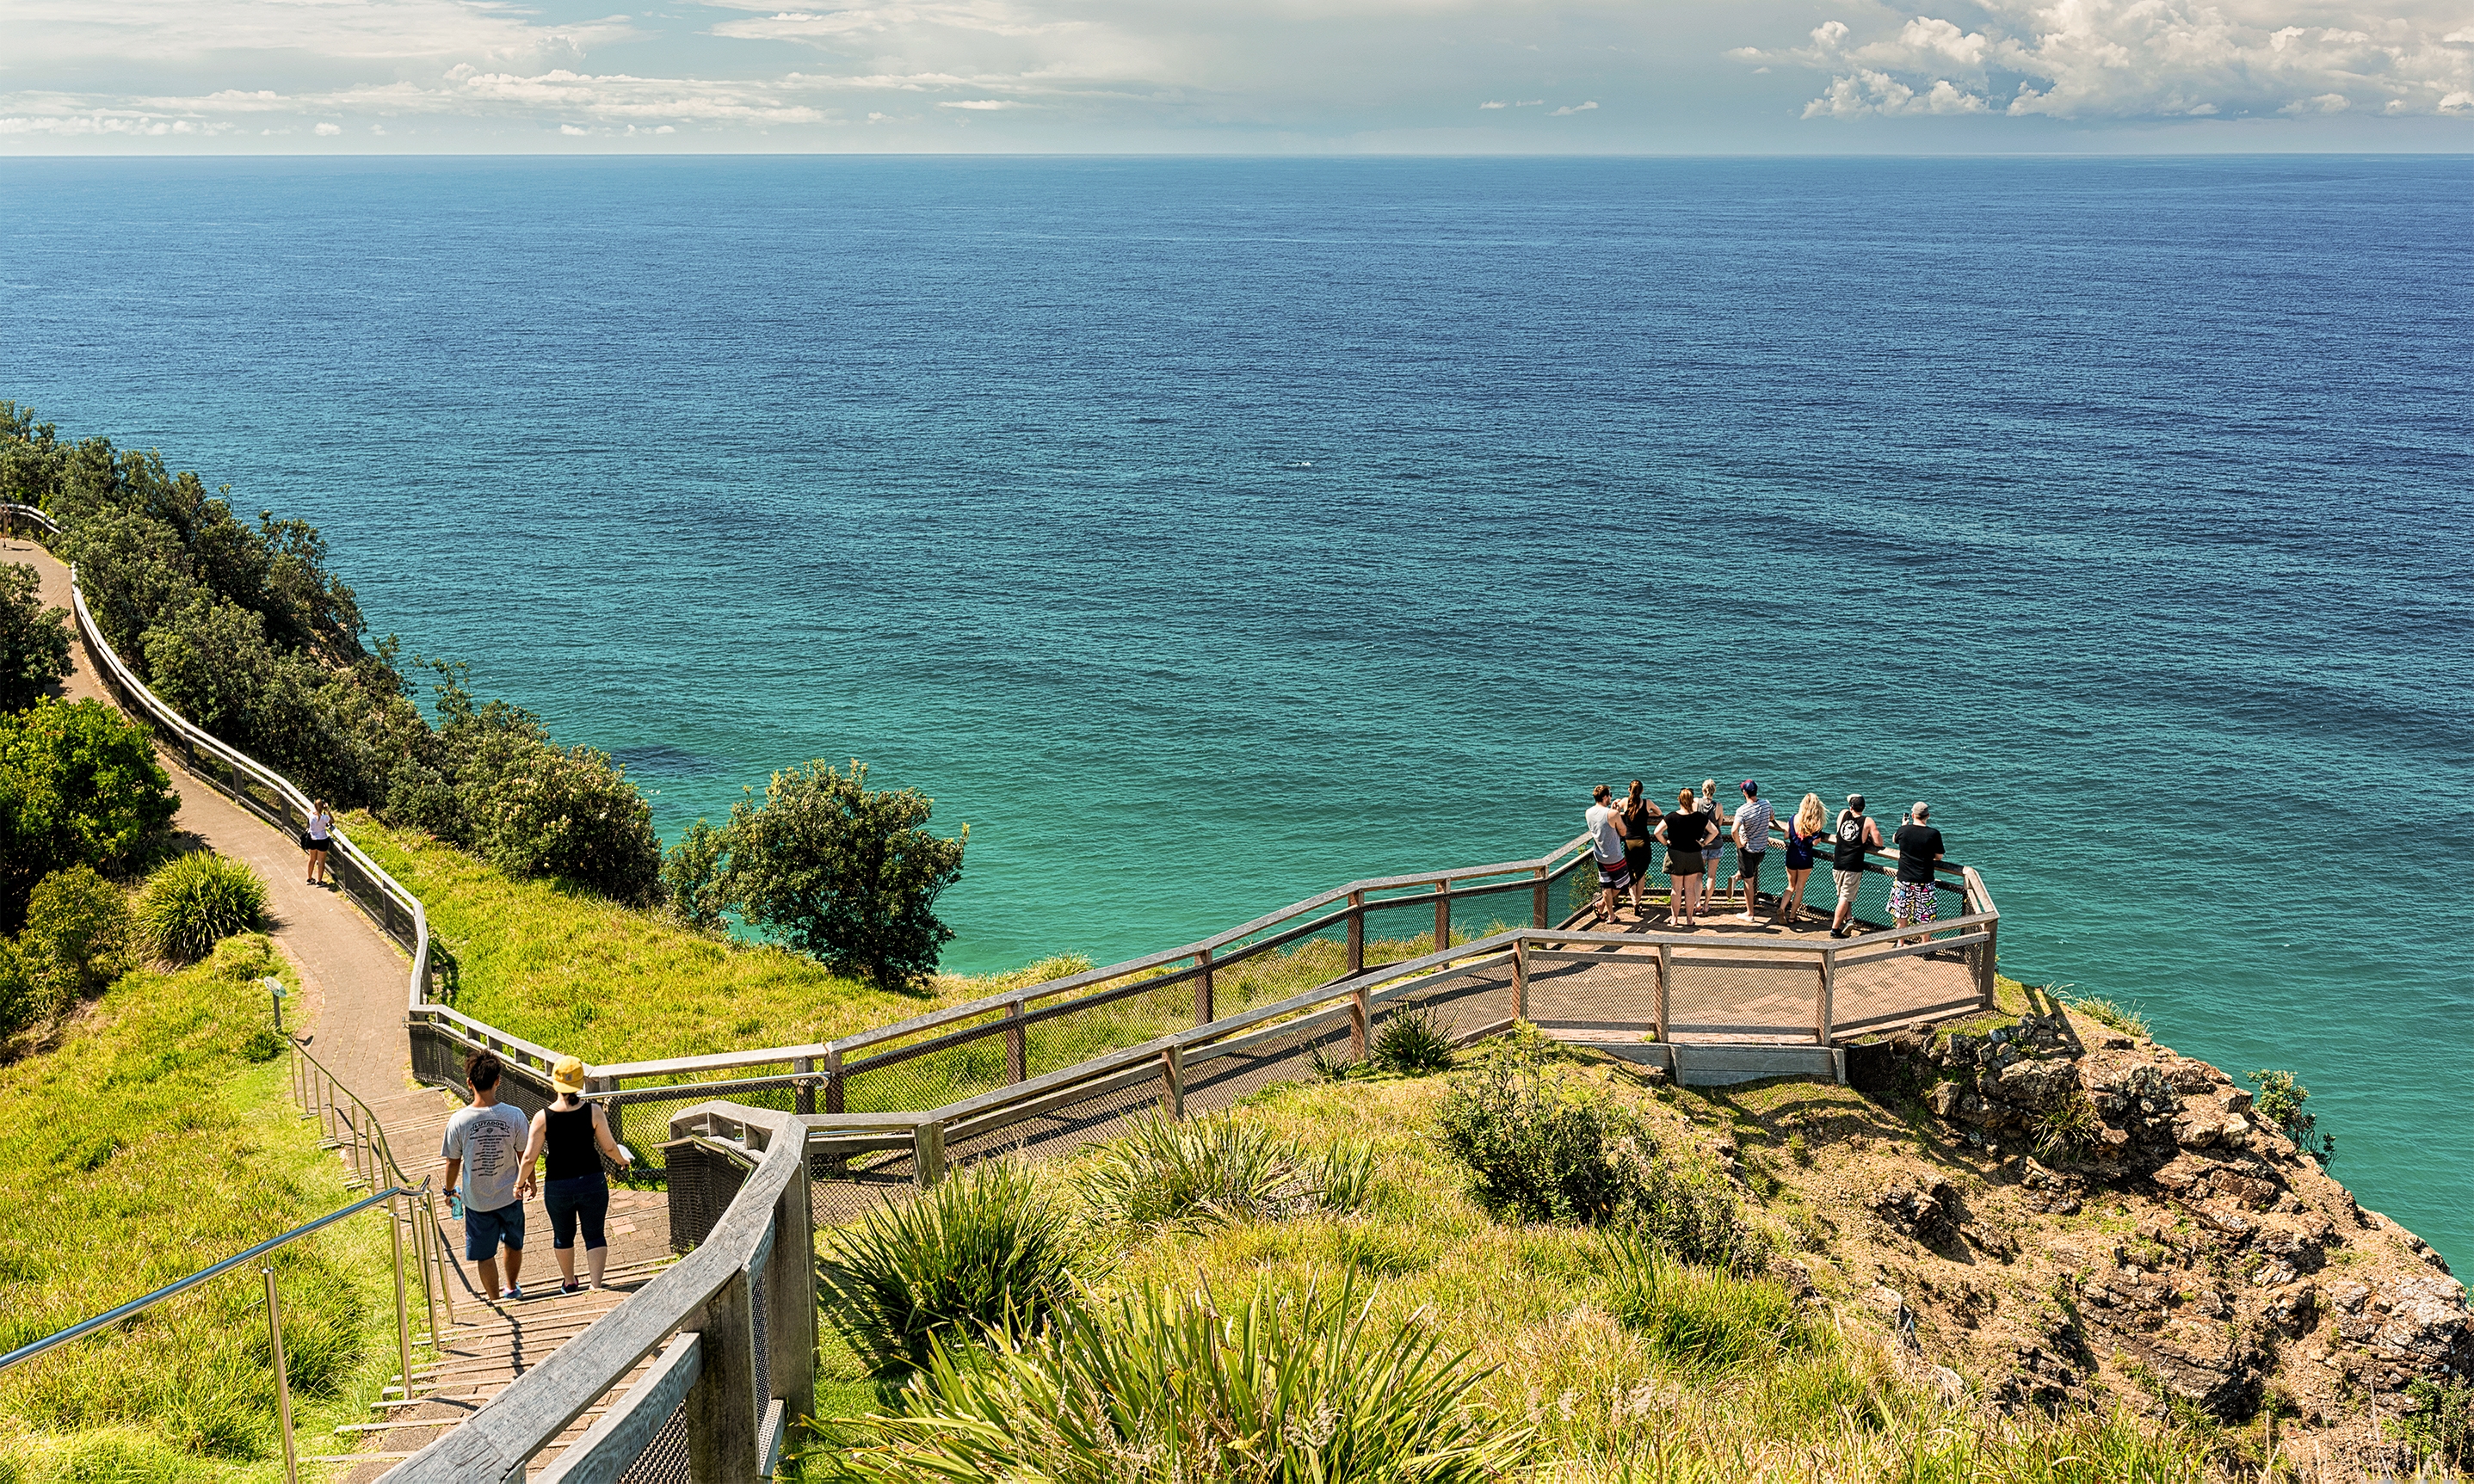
[288, 1031, 460, 1333]
[0, 1184, 415, 1374]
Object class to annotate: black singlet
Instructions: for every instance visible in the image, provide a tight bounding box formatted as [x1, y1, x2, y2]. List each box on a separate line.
[1832, 812, 1872, 871]
[545, 1104, 602, 1182]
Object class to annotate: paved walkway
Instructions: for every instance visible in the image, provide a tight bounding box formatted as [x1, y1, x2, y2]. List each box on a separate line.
[10, 536, 669, 1481]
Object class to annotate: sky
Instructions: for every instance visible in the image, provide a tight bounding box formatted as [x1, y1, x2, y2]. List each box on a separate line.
[2, 0, 2471, 152]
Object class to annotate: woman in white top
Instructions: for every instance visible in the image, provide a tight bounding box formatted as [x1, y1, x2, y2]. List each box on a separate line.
[304, 800, 334, 887]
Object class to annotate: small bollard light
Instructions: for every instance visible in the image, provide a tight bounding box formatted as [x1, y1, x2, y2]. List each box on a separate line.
[263, 976, 286, 1034]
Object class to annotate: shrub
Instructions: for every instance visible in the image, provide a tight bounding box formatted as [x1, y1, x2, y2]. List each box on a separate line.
[815, 1161, 1082, 1380]
[21, 865, 135, 1012]
[0, 560, 71, 712]
[2247, 1068, 2335, 1166]
[1077, 1111, 1372, 1231]
[0, 697, 177, 930]
[0, 938, 37, 1040]
[1434, 1046, 1644, 1226]
[722, 759, 966, 988]
[2031, 1088, 2106, 1165]
[661, 817, 730, 931]
[2403, 1379, 2474, 1469]
[136, 852, 268, 962]
[1370, 1004, 1455, 1075]
[461, 739, 661, 904]
[1602, 1237, 1815, 1371]
[1628, 1160, 1769, 1272]
[822, 1279, 1529, 1483]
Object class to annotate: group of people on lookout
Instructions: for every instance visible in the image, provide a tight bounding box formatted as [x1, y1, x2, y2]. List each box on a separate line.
[1584, 779, 1945, 936]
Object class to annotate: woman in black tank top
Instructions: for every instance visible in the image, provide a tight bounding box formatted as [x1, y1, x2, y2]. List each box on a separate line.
[518, 1056, 635, 1292]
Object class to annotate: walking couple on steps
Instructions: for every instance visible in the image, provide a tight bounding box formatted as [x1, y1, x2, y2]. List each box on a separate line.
[1585, 780, 1946, 936]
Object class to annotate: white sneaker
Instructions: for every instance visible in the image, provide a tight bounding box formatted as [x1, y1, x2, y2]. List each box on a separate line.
[502, 1285, 524, 1301]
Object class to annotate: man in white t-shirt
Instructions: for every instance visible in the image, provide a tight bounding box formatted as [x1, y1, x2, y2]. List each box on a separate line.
[1729, 779, 1775, 921]
[1584, 783, 1633, 921]
[443, 1050, 534, 1302]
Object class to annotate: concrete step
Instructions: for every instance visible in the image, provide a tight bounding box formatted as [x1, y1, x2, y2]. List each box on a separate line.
[1553, 1036, 1847, 1087]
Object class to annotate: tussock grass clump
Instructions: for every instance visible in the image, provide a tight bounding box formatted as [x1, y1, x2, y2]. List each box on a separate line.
[816, 1161, 1082, 1380]
[1601, 1238, 1815, 1373]
[2064, 994, 2149, 1040]
[1078, 1112, 1373, 1231]
[136, 852, 267, 963]
[823, 1280, 1529, 1483]
[1370, 1004, 1455, 1074]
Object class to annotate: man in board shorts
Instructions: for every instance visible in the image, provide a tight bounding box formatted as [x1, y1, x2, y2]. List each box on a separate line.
[1890, 802, 1945, 943]
[1585, 784, 1633, 921]
[1829, 794, 1882, 939]
[1729, 779, 1773, 922]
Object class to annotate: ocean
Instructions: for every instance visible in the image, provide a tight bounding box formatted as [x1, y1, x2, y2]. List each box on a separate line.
[1, 155, 2467, 1262]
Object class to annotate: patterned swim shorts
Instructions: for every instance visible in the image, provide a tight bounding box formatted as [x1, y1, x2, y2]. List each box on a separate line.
[1889, 879, 1939, 926]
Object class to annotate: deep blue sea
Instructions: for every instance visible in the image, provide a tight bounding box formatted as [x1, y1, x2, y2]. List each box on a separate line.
[2, 156, 2467, 1262]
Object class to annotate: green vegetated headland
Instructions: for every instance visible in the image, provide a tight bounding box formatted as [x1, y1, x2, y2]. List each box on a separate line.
[0, 936, 410, 1482]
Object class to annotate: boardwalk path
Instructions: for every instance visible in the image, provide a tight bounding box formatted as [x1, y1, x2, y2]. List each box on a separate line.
[9, 536, 669, 1477]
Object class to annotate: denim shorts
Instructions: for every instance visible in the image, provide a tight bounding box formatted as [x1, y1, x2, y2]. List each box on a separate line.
[545, 1175, 610, 1252]
[465, 1200, 525, 1261]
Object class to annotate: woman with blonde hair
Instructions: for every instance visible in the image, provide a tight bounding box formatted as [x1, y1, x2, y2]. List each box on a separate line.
[1656, 786, 1710, 927]
[1777, 792, 1827, 927]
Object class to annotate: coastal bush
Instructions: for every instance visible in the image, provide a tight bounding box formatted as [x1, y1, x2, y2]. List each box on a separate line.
[1077, 1112, 1373, 1231]
[0, 561, 71, 711]
[722, 759, 966, 988]
[2246, 1068, 2336, 1166]
[0, 697, 177, 931]
[135, 853, 268, 963]
[660, 817, 730, 932]
[20, 866, 135, 1013]
[815, 1161, 1082, 1380]
[0, 938, 37, 1041]
[462, 741, 661, 905]
[2403, 1379, 2474, 1469]
[820, 1279, 1527, 1484]
[1435, 1038, 1645, 1226]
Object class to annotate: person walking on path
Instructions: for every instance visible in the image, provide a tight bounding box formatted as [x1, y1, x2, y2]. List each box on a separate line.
[442, 1050, 533, 1302]
[1891, 802, 1946, 943]
[1585, 785, 1634, 922]
[1619, 780, 1660, 919]
[1728, 780, 1774, 923]
[1829, 794, 1883, 939]
[1657, 788, 1711, 927]
[1697, 779, 1728, 902]
[302, 799, 333, 887]
[1779, 792, 1827, 927]
[516, 1056, 634, 1293]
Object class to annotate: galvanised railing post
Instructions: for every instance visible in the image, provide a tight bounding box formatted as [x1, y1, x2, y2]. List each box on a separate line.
[262, 1266, 300, 1484]
[390, 1195, 414, 1408]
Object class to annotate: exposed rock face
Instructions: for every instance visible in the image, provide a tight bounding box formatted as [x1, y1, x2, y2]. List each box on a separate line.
[1872, 1175, 1964, 1248]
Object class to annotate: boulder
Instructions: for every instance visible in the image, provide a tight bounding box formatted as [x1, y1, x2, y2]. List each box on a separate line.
[1873, 1175, 1965, 1249]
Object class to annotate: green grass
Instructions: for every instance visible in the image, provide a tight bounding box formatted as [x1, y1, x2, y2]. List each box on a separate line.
[797, 1075, 2227, 1482]
[0, 934, 409, 1481]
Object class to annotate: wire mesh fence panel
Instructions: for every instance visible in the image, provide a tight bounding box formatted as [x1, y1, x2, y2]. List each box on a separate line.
[615, 1400, 689, 1484]
[1018, 974, 1196, 1078]
[1523, 950, 1661, 1036]
[809, 1146, 917, 1232]
[944, 1070, 1175, 1169]
[1666, 952, 1822, 1042]
[1829, 937, 1984, 1037]
[606, 1079, 802, 1181]
[1182, 1010, 1361, 1114]
[1442, 878, 1539, 940]
[1375, 960, 1517, 1043]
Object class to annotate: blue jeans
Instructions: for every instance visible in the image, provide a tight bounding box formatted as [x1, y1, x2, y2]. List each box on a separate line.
[465, 1201, 524, 1261]
[545, 1175, 609, 1252]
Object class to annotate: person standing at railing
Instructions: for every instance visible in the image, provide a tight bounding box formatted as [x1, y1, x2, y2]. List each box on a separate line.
[515, 1056, 632, 1293]
[302, 799, 333, 888]
[1698, 779, 1727, 896]
[1617, 780, 1659, 920]
[1726, 780, 1774, 922]
[1779, 793, 1828, 927]
[442, 1050, 533, 1302]
[1829, 794, 1883, 939]
[1657, 788, 1712, 927]
[1890, 803, 1946, 944]
[1585, 785, 1636, 922]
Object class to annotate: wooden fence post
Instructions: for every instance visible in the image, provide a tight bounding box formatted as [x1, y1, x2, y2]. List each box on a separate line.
[912, 1122, 945, 1189]
[1003, 999, 1027, 1085]
[1816, 948, 1836, 1046]
[1433, 882, 1450, 953]
[1194, 948, 1213, 1026]
[1977, 917, 1998, 1008]
[793, 1057, 815, 1116]
[1654, 944, 1671, 1043]
[768, 1161, 817, 1426]
[1512, 938, 1528, 1022]
[1532, 866, 1549, 928]
[1160, 1044, 1184, 1119]
[685, 1267, 758, 1484]
[1346, 890, 1366, 976]
[824, 1045, 844, 1116]
[1349, 983, 1370, 1059]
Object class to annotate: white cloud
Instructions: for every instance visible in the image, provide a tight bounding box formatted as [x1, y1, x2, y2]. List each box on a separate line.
[1478, 99, 1507, 108]
[936, 98, 1018, 108]
[1514, 98, 1544, 107]
[314, 121, 342, 136]
[1552, 99, 1598, 114]
[1745, 1, 2474, 121]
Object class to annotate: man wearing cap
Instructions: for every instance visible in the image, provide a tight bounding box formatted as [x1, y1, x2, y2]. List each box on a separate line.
[1829, 794, 1883, 939]
[1727, 780, 1774, 921]
[1584, 784, 1634, 921]
[442, 1050, 533, 1302]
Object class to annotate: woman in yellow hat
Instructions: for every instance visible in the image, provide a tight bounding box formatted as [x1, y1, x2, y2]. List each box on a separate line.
[516, 1056, 633, 1293]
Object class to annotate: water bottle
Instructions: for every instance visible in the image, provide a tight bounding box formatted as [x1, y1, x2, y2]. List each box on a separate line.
[448, 1190, 464, 1220]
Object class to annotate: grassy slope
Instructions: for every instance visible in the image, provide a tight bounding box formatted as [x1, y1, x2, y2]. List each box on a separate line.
[0, 936, 405, 1482]
[808, 1048, 2219, 1481]
[349, 815, 1443, 1075]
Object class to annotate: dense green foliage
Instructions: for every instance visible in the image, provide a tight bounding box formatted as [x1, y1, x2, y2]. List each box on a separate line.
[0, 562, 71, 712]
[19, 865, 136, 1015]
[2247, 1067, 2335, 1166]
[815, 1162, 1083, 1381]
[0, 697, 176, 932]
[1076, 1111, 1373, 1231]
[717, 759, 967, 986]
[0, 939, 37, 1041]
[821, 1279, 1526, 1484]
[2403, 1379, 2474, 1469]
[658, 817, 730, 931]
[0, 933, 402, 1480]
[136, 853, 268, 964]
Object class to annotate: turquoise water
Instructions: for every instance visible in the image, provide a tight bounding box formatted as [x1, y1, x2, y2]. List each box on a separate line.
[2, 157, 2467, 1262]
